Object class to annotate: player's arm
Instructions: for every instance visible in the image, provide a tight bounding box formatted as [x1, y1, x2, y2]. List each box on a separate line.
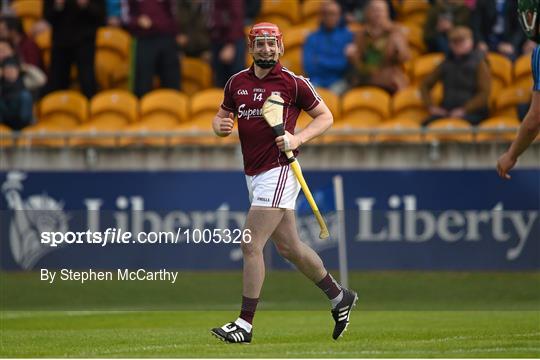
[275, 102, 333, 151]
[497, 91, 540, 179]
[212, 108, 235, 137]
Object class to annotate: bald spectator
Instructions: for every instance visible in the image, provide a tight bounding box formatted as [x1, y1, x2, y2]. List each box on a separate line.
[303, 1, 353, 95]
[347, 0, 410, 93]
[420, 26, 491, 126]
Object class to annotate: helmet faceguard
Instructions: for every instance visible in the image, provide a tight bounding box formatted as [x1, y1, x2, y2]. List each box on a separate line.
[248, 22, 284, 69]
[518, 0, 540, 42]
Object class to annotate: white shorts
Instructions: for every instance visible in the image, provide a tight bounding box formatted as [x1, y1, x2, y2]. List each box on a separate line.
[246, 165, 301, 210]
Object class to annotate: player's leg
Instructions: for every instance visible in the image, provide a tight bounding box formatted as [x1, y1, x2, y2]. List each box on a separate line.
[271, 210, 358, 340]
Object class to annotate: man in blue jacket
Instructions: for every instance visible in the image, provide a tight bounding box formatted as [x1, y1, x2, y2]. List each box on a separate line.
[303, 0, 353, 95]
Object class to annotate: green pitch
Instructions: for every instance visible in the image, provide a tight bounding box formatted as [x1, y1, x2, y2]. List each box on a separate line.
[1, 271, 539, 357]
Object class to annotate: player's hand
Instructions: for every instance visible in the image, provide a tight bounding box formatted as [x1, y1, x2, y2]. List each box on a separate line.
[216, 113, 234, 137]
[497, 152, 516, 180]
[275, 131, 301, 152]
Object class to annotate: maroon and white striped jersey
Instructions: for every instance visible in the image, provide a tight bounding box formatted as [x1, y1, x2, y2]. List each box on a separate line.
[221, 62, 321, 176]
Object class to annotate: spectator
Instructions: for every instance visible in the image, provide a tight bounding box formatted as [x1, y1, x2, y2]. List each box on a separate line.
[122, 0, 180, 97]
[303, 0, 353, 95]
[0, 56, 34, 130]
[0, 16, 44, 71]
[423, 0, 471, 54]
[472, 0, 526, 59]
[176, 0, 210, 60]
[106, 0, 121, 26]
[346, 0, 410, 94]
[44, 0, 105, 99]
[338, 0, 396, 23]
[420, 26, 490, 126]
[0, 37, 46, 96]
[207, 0, 245, 87]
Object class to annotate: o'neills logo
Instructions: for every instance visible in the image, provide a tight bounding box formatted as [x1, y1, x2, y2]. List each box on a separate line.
[238, 104, 263, 119]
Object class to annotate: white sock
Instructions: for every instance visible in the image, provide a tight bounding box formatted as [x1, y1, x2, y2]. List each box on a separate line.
[330, 290, 344, 308]
[235, 317, 252, 333]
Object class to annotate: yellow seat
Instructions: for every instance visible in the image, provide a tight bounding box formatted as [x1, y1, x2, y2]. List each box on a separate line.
[19, 122, 72, 148]
[323, 117, 379, 144]
[283, 25, 311, 49]
[342, 87, 391, 123]
[190, 88, 224, 121]
[170, 117, 223, 146]
[0, 124, 14, 148]
[95, 27, 131, 89]
[493, 86, 531, 118]
[391, 86, 428, 123]
[487, 52, 512, 91]
[400, 23, 426, 58]
[411, 53, 444, 85]
[119, 90, 189, 146]
[397, 0, 429, 26]
[255, 14, 293, 30]
[375, 118, 422, 143]
[38, 90, 88, 127]
[281, 47, 303, 75]
[181, 57, 213, 95]
[425, 118, 473, 142]
[316, 87, 341, 119]
[477, 117, 520, 142]
[12, 0, 43, 34]
[514, 53, 532, 89]
[259, 0, 300, 25]
[70, 122, 126, 147]
[301, 0, 322, 19]
[70, 90, 138, 146]
[34, 28, 51, 68]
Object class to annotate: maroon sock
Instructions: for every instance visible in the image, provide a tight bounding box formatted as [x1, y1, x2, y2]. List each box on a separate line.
[316, 272, 342, 299]
[239, 296, 259, 325]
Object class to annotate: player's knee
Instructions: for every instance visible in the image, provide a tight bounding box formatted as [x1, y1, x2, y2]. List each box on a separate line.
[241, 239, 263, 258]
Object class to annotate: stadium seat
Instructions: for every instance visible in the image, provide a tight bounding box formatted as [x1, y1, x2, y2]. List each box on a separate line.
[301, 0, 322, 20]
[19, 122, 71, 147]
[493, 86, 531, 118]
[170, 117, 223, 146]
[282, 25, 311, 50]
[190, 88, 224, 122]
[342, 87, 391, 123]
[281, 46, 303, 75]
[70, 90, 138, 147]
[316, 87, 341, 120]
[411, 53, 444, 85]
[95, 27, 131, 89]
[11, 0, 43, 34]
[38, 90, 88, 127]
[259, 0, 300, 25]
[0, 124, 14, 148]
[392, 87, 428, 123]
[181, 57, 213, 96]
[375, 118, 422, 143]
[425, 118, 473, 142]
[514, 53, 532, 89]
[487, 52, 512, 94]
[476, 117, 520, 142]
[119, 90, 189, 146]
[34, 28, 51, 68]
[400, 23, 426, 58]
[397, 0, 429, 26]
[323, 117, 379, 144]
[255, 14, 293, 31]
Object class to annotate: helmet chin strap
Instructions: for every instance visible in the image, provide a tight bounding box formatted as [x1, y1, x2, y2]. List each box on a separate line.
[254, 59, 277, 69]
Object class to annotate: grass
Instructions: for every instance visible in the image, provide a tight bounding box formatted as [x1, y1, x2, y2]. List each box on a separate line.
[1, 271, 539, 357]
